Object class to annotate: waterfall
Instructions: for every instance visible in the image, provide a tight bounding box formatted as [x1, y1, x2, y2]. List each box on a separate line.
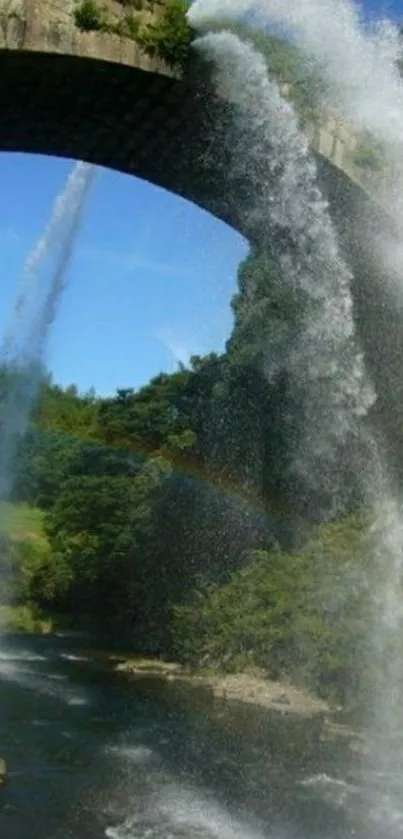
[189, 0, 403, 218]
[0, 161, 95, 500]
[189, 7, 403, 831]
[195, 31, 374, 519]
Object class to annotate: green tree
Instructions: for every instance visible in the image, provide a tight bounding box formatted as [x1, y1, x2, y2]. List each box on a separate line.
[173, 511, 372, 704]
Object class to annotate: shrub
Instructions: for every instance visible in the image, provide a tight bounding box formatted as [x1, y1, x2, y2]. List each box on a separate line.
[120, 13, 141, 39]
[0, 603, 52, 633]
[143, 0, 193, 67]
[172, 512, 374, 705]
[118, 0, 144, 8]
[353, 131, 384, 172]
[74, 0, 105, 32]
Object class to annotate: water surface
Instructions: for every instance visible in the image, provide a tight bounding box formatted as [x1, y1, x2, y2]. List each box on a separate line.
[0, 634, 399, 839]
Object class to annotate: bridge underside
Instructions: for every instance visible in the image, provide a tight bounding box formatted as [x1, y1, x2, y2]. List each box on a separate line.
[0, 49, 239, 229]
[0, 48, 380, 235]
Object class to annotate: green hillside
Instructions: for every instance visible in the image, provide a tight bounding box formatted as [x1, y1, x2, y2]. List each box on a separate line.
[0, 501, 52, 633]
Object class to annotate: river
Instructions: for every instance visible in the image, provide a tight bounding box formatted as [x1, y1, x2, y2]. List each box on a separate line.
[0, 634, 401, 839]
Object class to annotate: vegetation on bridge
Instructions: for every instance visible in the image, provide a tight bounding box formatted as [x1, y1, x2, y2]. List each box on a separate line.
[0, 242, 383, 712]
[72, 0, 321, 105]
[73, 0, 193, 68]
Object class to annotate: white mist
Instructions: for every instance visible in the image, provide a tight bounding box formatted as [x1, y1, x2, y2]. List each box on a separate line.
[189, 4, 403, 831]
[195, 31, 374, 517]
[0, 161, 94, 606]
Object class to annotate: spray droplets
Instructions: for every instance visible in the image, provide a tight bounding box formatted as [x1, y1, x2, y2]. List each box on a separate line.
[2, 162, 95, 363]
[0, 161, 94, 500]
[197, 31, 375, 517]
[192, 6, 403, 829]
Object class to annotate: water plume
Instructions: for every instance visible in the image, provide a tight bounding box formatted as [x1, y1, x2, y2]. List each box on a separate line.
[188, 0, 403, 133]
[0, 161, 95, 499]
[195, 31, 374, 519]
[189, 0, 403, 206]
[191, 6, 403, 831]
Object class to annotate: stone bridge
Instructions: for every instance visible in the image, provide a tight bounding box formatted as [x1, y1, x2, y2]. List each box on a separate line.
[0, 0, 389, 232]
[1, 0, 403, 475]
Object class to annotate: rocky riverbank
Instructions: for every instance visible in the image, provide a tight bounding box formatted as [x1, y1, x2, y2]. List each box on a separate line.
[112, 655, 368, 753]
[114, 656, 329, 717]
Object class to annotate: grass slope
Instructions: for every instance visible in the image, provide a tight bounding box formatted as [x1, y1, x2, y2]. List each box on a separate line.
[0, 501, 47, 546]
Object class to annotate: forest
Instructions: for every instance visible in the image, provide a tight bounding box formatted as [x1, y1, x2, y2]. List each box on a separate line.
[0, 244, 380, 710]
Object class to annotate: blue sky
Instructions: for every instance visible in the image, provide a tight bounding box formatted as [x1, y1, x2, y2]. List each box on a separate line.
[0, 154, 246, 394]
[0, 0, 402, 395]
[367, 0, 403, 16]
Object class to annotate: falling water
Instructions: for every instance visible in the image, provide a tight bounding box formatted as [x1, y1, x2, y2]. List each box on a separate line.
[0, 160, 95, 499]
[189, 0, 403, 227]
[194, 31, 374, 518]
[188, 0, 403, 137]
[189, 4, 403, 831]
